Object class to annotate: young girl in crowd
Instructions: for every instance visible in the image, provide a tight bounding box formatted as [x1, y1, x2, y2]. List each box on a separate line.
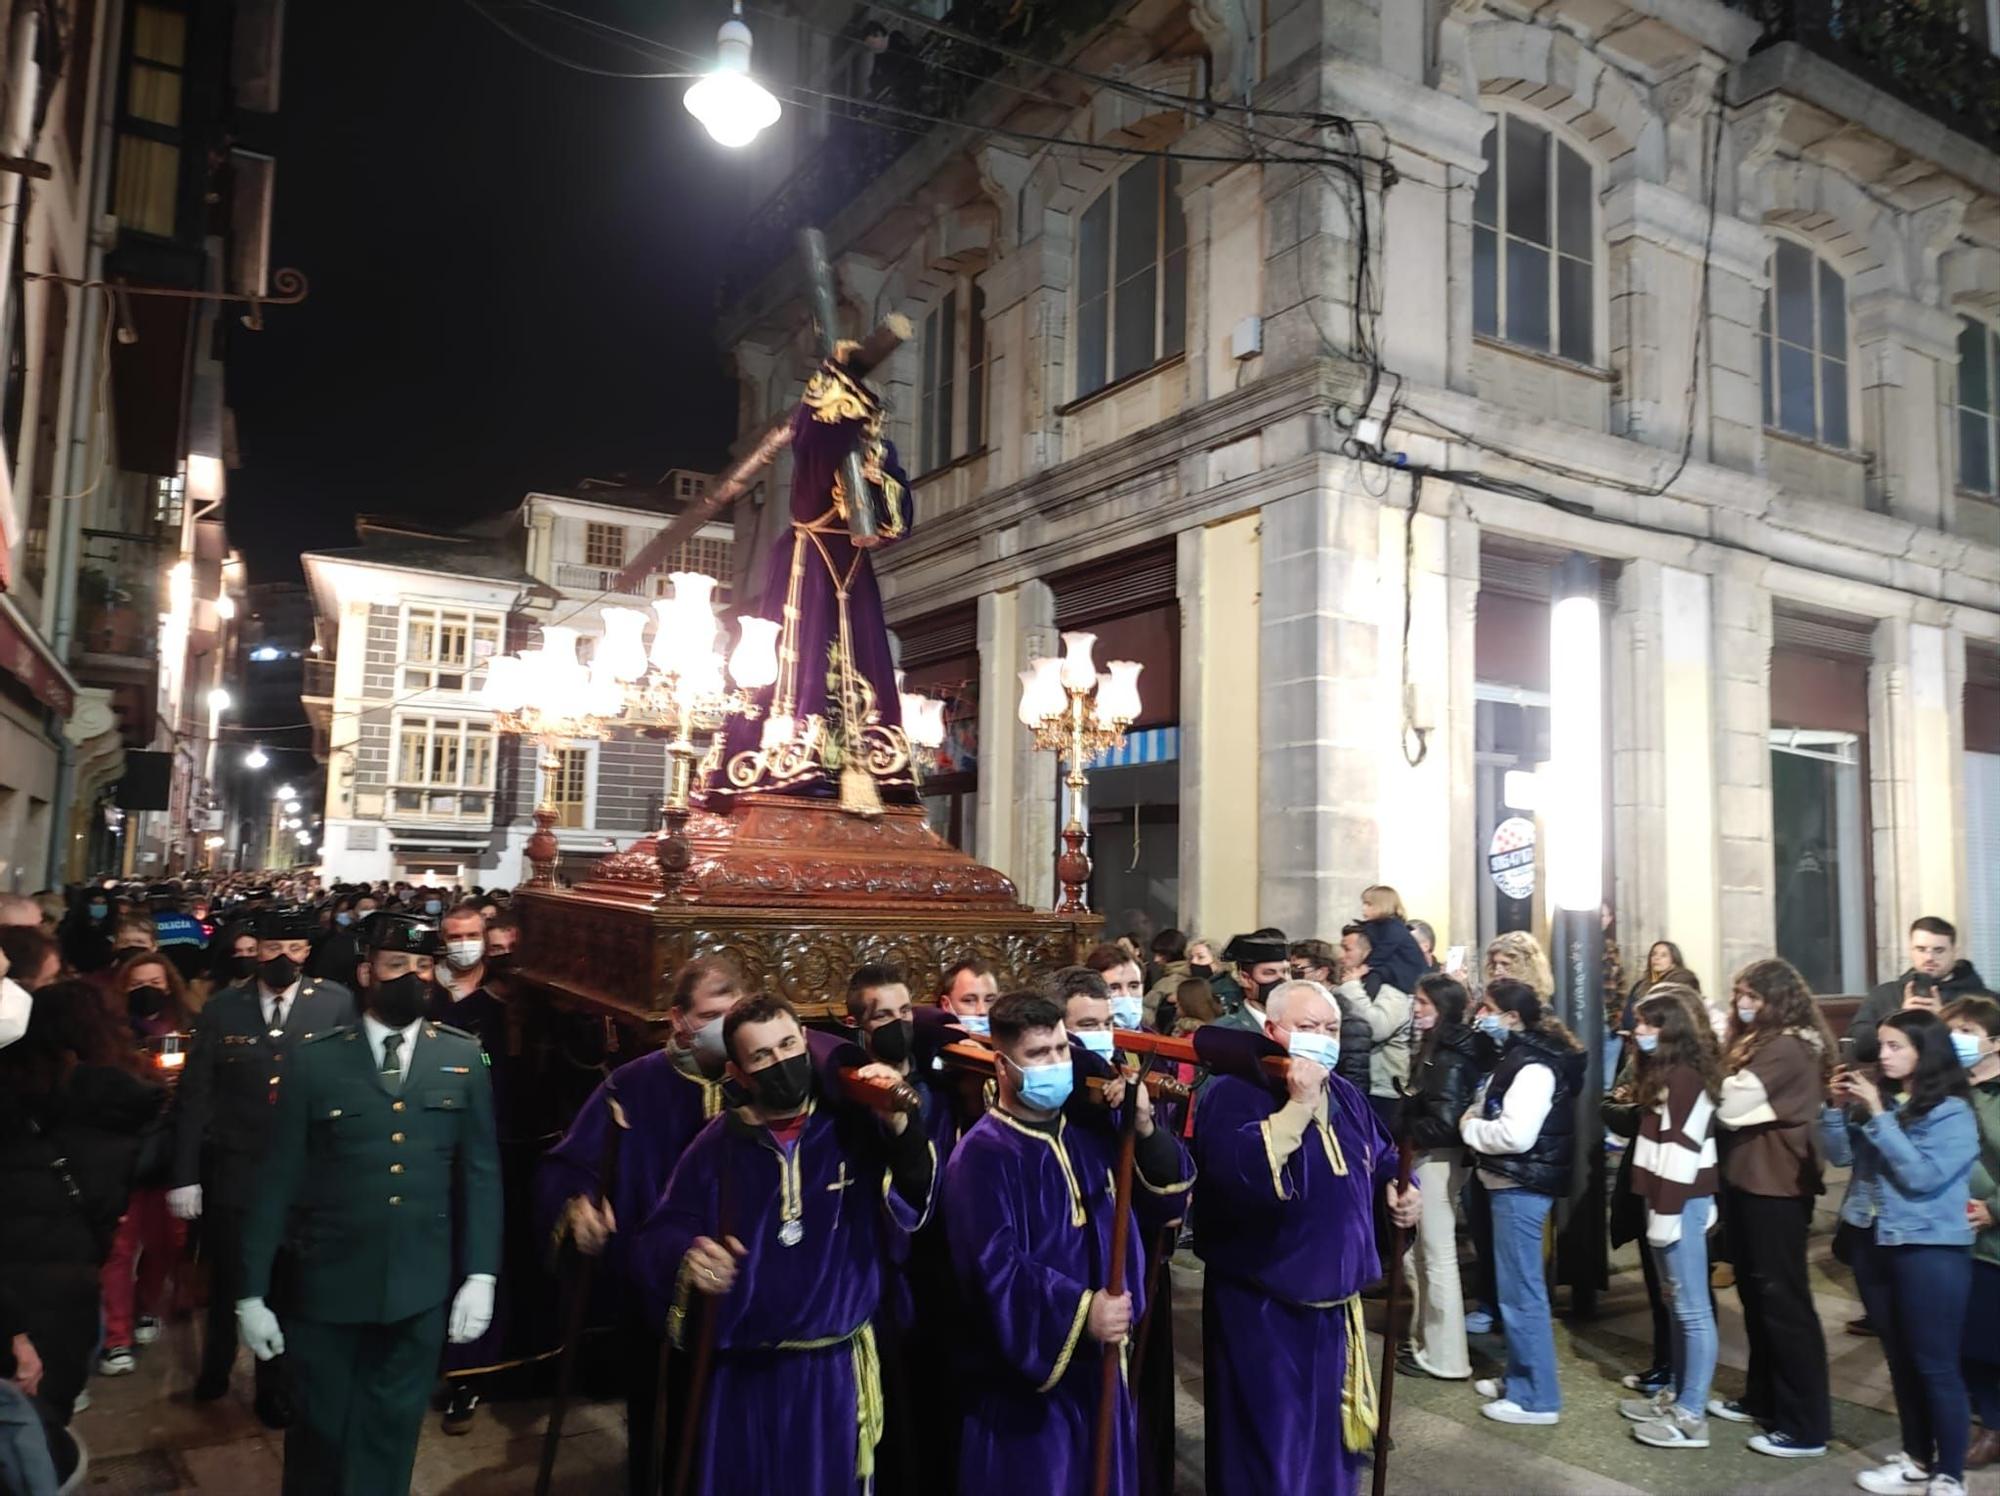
[1945, 995, 2000, 1471]
[1398, 974, 1489, 1381]
[1714, 958, 1836, 1459]
[1357, 884, 1428, 997]
[1824, 1010, 1978, 1496]
[1461, 978, 1585, 1425]
[1617, 986, 1722, 1450]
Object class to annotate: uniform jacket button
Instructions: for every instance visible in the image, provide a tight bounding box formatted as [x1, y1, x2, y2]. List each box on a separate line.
[390, 1132, 404, 1143]
[390, 1163, 405, 1174]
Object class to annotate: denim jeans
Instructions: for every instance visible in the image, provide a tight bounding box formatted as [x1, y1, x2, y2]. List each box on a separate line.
[1852, 1232, 1973, 1480]
[1490, 1184, 1560, 1412]
[0, 1380, 57, 1496]
[1649, 1195, 1717, 1417]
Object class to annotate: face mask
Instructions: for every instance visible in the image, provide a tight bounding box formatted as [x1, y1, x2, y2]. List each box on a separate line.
[423, 899, 443, 916]
[1414, 1012, 1437, 1032]
[748, 1052, 812, 1113]
[371, 971, 428, 1028]
[334, 912, 353, 927]
[1009, 1055, 1074, 1112]
[128, 986, 167, 1020]
[1475, 1014, 1508, 1040]
[1953, 1031, 1986, 1068]
[259, 954, 299, 991]
[444, 939, 484, 971]
[229, 954, 258, 981]
[485, 951, 513, 975]
[87, 904, 107, 921]
[1286, 1030, 1341, 1071]
[1108, 996, 1143, 1031]
[0, 977, 31, 1051]
[1735, 1003, 1758, 1026]
[1634, 1032, 1659, 1054]
[1254, 976, 1283, 1004]
[1076, 1030, 1115, 1058]
[1189, 963, 1214, 979]
[867, 1018, 914, 1065]
[955, 1013, 991, 1036]
[689, 1014, 728, 1074]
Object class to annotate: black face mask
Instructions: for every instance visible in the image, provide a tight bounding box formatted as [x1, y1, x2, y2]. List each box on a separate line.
[371, 972, 429, 1029]
[484, 952, 513, 976]
[128, 986, 167, 1020]
[867, 1018, 914, 1065]
[259, 954, 299, 991]
[229, 954, 258, 981]
[748, 1052, 813, 1113]
[1254, 975, 1284, 1003]
[1188, 962, 1215, 979]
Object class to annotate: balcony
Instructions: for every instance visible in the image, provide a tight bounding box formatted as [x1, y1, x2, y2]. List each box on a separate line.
[1737, 0, 2000, 152]
[75, 529, 166, 672]
[722, 0, 1122, 307]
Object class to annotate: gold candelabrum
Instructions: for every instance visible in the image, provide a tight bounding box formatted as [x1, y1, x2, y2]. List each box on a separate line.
[1017, 631, 1143, 914]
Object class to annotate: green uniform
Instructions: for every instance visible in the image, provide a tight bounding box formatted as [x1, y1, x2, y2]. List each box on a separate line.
[240, 1019, 500, 1496]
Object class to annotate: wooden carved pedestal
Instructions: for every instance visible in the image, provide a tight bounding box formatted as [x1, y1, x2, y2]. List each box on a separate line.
[511, 798, 1097, 1024]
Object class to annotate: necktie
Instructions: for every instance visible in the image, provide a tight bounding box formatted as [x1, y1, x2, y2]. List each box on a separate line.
[381, 1032, 404, 1090]
[267, 999, 285, 1032]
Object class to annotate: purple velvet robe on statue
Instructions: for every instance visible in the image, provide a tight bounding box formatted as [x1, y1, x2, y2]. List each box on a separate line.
[1192, 1072, 1398, 1496]
[632, 1099, 931, 1496]
[707, 358, 918, 809]
[535, 1046, 724, 1294]
[942, 1107, 1194, 1496]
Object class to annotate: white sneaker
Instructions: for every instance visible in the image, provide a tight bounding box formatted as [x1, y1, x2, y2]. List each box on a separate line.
[1473, 1377, 1504, 1400]
[1855, 1456, 1928, 1495]
[1481, 1398, 1560, 1426]
[1925, 1477, 1965, 1496]
[134, 1315, 161, 1345]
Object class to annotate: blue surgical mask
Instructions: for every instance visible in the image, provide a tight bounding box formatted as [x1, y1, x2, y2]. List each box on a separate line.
[423, 899, 443, 916]
[1287, 1030, 1341, 1071]
[1010, 1055, 1074, 1111]
[1735, 1003, 1758, 1026]
[956, 1013, 991, 1036]
[1076, 1030, 1115, 1058]
[334, 912, 352, 927]
[1108, 996, 1143, 1031]
[1475, 1014, 1508, 1040]
[1634, 1032, 1659, 1054]
[1953, 1031, 1986, 1068]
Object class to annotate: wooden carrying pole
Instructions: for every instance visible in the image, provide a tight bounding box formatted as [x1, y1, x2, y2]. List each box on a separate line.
[1091, 1065, 1145, 1496]
[1372, 1136, 1417, 1496]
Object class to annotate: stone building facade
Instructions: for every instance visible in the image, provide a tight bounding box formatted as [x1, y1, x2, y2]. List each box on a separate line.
[716, 0, 2000, 994]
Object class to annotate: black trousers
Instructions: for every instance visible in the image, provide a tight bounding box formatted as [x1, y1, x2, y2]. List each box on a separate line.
[284, 1305, 448, 1496]
[1723, 1188, 1831, 1444]
[200, 1205, 290, 1403]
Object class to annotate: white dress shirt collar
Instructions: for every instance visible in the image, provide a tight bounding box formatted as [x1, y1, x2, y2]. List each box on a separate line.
[260, 979, 303, 1024]
[362, 1012, 425, 1073]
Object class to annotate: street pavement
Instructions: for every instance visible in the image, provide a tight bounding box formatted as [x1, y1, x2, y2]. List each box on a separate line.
[66, 1179, 2000, 1494]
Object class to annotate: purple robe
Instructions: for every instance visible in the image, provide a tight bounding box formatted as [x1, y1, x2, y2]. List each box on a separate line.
[535, 1046, 724, 1294]
[707, 357, 918, 809]
[632, 1099, 931, 1495]
[942, 1108, 1194, 1496]
[1192, 1073, 1398, 1495]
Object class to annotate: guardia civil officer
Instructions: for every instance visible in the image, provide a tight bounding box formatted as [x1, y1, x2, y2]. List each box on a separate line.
[235, 912, 500, 1496]
[168, 905, 354, 1424]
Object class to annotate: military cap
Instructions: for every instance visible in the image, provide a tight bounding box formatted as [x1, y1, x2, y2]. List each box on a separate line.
[359, 911, 440, 955]
[1221, 933, 1288, 968]
[252, 906, 319, 941]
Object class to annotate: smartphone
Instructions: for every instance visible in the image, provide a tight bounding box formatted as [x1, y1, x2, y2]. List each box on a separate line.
[1444, 945, 1466, 977]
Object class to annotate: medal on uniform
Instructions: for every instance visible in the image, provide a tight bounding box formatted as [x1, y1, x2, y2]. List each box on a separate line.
[778, 1218, 803, 1247]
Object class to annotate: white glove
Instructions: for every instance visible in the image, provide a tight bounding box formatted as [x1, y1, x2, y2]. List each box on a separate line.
[448, 1274, 496, 1345]
[236, 1298, 285, 1361]
[167, 1184, 203, 1221]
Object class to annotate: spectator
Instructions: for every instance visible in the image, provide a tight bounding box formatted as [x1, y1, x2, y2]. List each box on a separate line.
[1461, 978, 1586, 1425]
[1824, 1010, 1977, 1495]
[1945, 994, 2000, 1471]
[1623, 941, 1687, 1033]
[861, 19, 922, 111]
[1291, 939, 1370, 1095]
[1333, 924, 1414, 1127]
[1713, 958, 1837, 1459]
[57, 888, 115, 976]
[1410, 919, 1440, 973]
[1144, 929, 1190, 1024]
[194, 922, 259, 1010]
[1849, 917, 1992, 1064]
[1399, 973, 1487, 1381]
[1485, 930, 1554, 1000]
[1168, 976, 1221, 1036]
[1185, 937, 1240, 1012]
[484, 912, 520, 967]
[0, 928, 60, 994]
[1357, 885, 1427, 996]
[0, 894, 39, 929]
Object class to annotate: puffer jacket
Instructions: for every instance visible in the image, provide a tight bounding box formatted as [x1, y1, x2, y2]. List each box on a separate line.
[1402, 1023, 1489, 1155]
[1471, 1023, 1585, 1196]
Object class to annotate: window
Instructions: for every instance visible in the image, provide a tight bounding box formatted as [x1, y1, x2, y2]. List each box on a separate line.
[392, 716, 497, 820]
[1959, 316, 2000, 494]
[112, 4, 188, 238]
[646, 535, 733, 602]
[1474, 114, 1594, 364]
[966, 284, 986, 454]
[1076, 159, 1187, 397]
[1770, 728, 1867, 994]
[917, 281, 989, 474]
[546, 746, 590, 829]
[920, 290, 956, 473]
[1760, 239, 1850, 447]
[400, 606, 502, 692]
[584, 522, 626, 568]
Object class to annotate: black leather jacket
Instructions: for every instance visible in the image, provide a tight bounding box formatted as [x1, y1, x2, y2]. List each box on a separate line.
[1402, 1024, 1490, 1153]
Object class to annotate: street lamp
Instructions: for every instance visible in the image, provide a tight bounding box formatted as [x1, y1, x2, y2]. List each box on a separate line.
[1016, 631, 1143, 913]
[244, 743, 269, 769]
[684, 3, 781, 148]
[283, 799, 301, 815]
[276, 783, 296, 800]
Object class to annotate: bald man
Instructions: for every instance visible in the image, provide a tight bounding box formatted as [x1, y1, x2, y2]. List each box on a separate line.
[0, 894, 40, 928]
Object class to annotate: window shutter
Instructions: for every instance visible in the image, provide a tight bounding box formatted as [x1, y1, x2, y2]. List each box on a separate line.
[1053, 542, 1177, 628]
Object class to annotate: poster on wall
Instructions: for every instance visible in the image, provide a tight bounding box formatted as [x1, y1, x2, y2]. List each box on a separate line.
[1487, 816, 1537, 901]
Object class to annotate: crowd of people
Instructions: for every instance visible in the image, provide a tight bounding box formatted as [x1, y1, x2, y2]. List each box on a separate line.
[0, 876, 1997, 1496]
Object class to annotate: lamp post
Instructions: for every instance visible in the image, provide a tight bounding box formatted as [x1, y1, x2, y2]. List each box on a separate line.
[1016, 632, 1142, 914]
[684, 3, 782, 148]
[1548, 552, 1607, 1317]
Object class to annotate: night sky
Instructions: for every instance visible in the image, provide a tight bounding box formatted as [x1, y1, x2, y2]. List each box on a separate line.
[225, 0, 744, 584]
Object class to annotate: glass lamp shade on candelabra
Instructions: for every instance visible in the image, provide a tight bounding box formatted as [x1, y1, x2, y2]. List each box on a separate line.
[1016, 631, 1142, 914]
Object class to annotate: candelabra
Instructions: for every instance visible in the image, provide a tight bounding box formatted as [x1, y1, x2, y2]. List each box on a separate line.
[1017, 631, 1142, 914]
[481, 624, 616, 888]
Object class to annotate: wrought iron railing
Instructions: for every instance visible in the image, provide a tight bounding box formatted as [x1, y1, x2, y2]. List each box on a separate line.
[1737, 0, 2000, 150]
[75, 528, 166, 659]
[301, 656, 335, 699]
[722, 0, 1123, 305]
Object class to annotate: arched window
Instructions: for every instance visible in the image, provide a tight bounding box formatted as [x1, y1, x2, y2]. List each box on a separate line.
[1473, 113, 1595, 365]
[1760, 239, 1849, 448]
[1075, 158, 1187, 398]
[1958, 315, 2000, 495]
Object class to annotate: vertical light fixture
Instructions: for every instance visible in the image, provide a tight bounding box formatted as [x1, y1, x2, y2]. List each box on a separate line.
[1547, 550, 1606, 1317]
